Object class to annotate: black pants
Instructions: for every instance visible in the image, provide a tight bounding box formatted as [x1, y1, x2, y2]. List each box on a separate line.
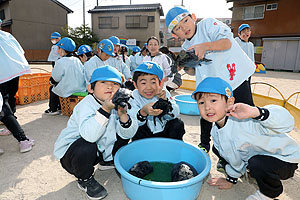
[132, 118, 185, 141]
[48, 85, 61, 111]
[60, 136, 129, 180]
[7, 77, 19, 114]
[248, 155, 298, 198]
[200, 80, 254, 151]
[0, 78, 27, 142]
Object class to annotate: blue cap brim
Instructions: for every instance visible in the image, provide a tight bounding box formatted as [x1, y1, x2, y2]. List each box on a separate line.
[192, 87, 223, 100]
[90, 77, 121, 85]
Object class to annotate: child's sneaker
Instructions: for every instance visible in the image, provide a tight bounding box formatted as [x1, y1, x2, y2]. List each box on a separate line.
[19, 138, 34, 153]
[246, 190, 273, 200]
[77, 176, 108, 200]
[44, 109, 60, 115]
[216, 159, 226, 173]
[0, 128, 11, 136]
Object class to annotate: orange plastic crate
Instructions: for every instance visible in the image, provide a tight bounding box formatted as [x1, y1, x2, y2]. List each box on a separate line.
[16, 73, 51, 105]
[59, 96, 85, 116]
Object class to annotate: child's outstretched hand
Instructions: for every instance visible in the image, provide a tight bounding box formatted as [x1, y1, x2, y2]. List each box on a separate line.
[156, 78, 167, 100]
[187, 43, 208, 60]
[226, 103, 260, 119]
[208, 177, 233, 189]
[141, 102, 163, 116]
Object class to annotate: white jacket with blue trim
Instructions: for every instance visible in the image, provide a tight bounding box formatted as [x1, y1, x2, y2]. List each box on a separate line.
[54, 94, 138, 161]
[83, 55, 108, 86]
[234, 37, 255, 62]
[106, 56, 132, 80]
[0, 30, 31, 84]
[182, 18, 255, 90]
[128, 89, 179, 134]
[51, 56, 86, 97]
[211, 105, 300, 179]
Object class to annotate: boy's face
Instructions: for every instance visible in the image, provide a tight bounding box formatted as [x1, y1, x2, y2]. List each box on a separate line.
[88, 81, 120, 102]
[238, 28, 251, 41]
[133, 74, 160, 99]
[98, 49, 111, 61]
[172, 16, 196, 39]
[196, 93, 234, 124]
[58, 47, 65, 57]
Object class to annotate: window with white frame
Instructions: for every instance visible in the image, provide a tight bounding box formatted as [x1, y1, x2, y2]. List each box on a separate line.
[243, 5, 265, 20]
[266, 3, 278, 11]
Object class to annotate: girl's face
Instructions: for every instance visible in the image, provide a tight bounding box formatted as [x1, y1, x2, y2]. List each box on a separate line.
[147, 39, 159, 56]
[238, 28, 251, 42]
[58, 47, 66, 57]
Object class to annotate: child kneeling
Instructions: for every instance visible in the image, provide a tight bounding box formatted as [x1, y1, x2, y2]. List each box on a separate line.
[193, 77, 300, 200]
[53, 66, 138, 200]
[128, 61, 185, 141]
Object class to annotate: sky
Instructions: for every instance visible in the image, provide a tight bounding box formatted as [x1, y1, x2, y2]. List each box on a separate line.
[59, 0, 233, 28]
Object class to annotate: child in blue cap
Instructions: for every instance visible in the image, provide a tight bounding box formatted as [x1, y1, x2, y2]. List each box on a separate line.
[45, 37, 86, 115]
[54, 65, 138, 200]
[76, 44, 93, 63]
[235, 24, 255, 62]
[84, 39, 115, 86]
[47, 32, 62, 68]
[193, 77, 300, 200]
[166, 6, 256, 164]
[106, 36, 132, 81]
[129, 46, 141, 71]
[128, 61, 185, 140]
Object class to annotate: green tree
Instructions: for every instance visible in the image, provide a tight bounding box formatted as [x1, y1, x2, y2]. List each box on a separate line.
[61, 24, 99, 51]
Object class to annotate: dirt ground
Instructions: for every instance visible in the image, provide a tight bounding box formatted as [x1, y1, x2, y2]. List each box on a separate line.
[0, 66, 299, 200]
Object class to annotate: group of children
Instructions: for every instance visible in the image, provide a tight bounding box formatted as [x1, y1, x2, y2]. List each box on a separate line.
[1, 5, 299, 200]
[53, 6, 299, 200]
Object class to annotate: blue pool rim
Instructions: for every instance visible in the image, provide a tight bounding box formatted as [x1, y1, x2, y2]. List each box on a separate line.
[114, 138, 211, 189]
[174, 95, 198, 104]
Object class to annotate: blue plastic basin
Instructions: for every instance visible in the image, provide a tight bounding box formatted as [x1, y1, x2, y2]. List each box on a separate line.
[174, 95, 200, 116]
[114, 138, 211, 200]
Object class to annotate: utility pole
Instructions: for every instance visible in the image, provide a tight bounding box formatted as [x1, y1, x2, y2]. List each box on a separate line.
[181, 0, 184, 6]
[130, 0, 132, 5]
[83, 0, 85, 36]
[97, 0, 99, 6]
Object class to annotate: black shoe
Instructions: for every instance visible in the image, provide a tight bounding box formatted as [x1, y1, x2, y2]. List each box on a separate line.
[198, 143, 210, 153]
[98, 160, 115, 171]
[216, 159, 226, 173]
[44, 108, 60, 115]
[77, 176, 108, 200]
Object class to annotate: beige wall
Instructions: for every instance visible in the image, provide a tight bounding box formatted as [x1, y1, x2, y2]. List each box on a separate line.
[9, 0, 68, 50]
[91, 10, 161, 47]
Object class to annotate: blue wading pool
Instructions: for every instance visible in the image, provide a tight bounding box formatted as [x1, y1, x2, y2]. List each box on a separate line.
[174, 95, 200, 116]
[114, 138, 211, 200]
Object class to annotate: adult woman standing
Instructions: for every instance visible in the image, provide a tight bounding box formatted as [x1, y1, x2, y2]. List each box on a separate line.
[143, 36, 172, 84]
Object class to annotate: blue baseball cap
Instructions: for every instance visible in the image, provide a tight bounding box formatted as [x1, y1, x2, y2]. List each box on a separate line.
[132, 46, 141, 53]
[76, 44, 92, 55]
[108, 36, 121, 46]
[121, 44, 129, 52]
[166, 6, 190, 33]
[56, 37, 76, 52]
[134, 61, 164, 81]
[90, 65, 122, 84]
[51, 32, 61, 39]
[192, 77, 233, 100]
[98, 39, 115, 56]
[238, 24, 250, 33]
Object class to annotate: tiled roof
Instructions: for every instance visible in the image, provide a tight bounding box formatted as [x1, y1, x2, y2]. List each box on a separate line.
[88, 3, 164, 16]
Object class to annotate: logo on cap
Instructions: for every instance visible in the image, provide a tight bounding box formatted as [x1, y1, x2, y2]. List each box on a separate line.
[225, 87, 231, 98]
[146, 63, 153, 69]
[107, 45, 112, 51]
[99, 43, 105, 49]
